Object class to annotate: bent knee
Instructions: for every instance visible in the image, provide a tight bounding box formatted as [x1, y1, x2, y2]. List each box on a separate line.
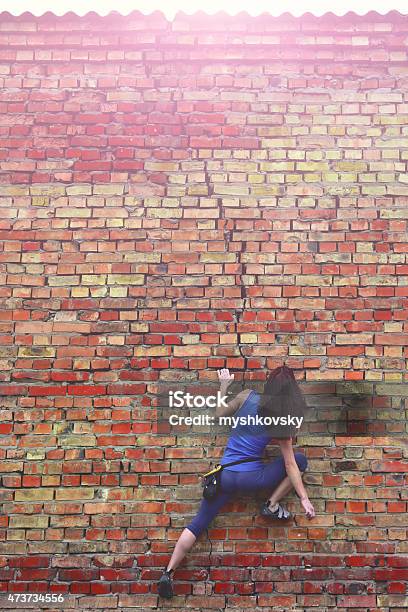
[294, 452, 308, 472]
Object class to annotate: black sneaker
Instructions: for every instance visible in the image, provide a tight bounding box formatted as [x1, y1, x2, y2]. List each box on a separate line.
[260, 501, 291, 519]
[158, 569, 174, 599]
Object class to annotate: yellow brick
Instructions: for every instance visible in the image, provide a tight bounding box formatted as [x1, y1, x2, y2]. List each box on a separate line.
[267, 173, 287, 185]
[184, 209, 219, 218]
[9, 516, 49, 528]
[130, 323, 149, 332]
[213, 185, 250, 196]
[48, 275, 80, 286]
[173, 346, 211, 356]
[108, 336, 125, 345]
[144, 162, 180, 171]
[247, 114, 283, 124]
[31, 196, 50, 206]
[133, 346, 170, 356]
[0, 461, 23, 472]
[377, 115, 408, 125]
[304, 174, 321, 182]
[240, 334, 258, 343]
[175, 298, 209, 309]
[168, 174, 187, 184]
[21, 254, 41, 263]
[289, 346, 320, 356]
[95, 209, 128, 220]
[162, 198, 182, 208]
[59, 435, 96, 447]
[172, 277, 205, 286]
[107, 274, 144, 285]
[285, 175, 302, 183]
[18, 347, 55, 358]
[297, 162, 329, 171]
[327, 186, 359, 196]
[82, 275, 107, 285]
[124, 196, 143, 206]
[0, 207, 19, 219]
[27, 450, 45, 460]
[328, 127, 346, 136]
[364, 270, 396, 285]
[260, 162, 295, 171]
[15, 489, 54, 501]
[55, 488, 95, 500]
[325, 151, 342, 161]
[261, 138, 297, 148]
[383, 372, 404, 382]
[182, 334, 200, 344]
[387, 185, 408, 195]
[93, 185, 125, 195]
[220, 92, 254, 102]
[107, 91, 142, 101]
[334, 161, 368, 171]
[219, 334, 238, 343]
[224, 162, 258, 172]
[362, 186, 387, 195]
[366, 372, 384, 382]
[289, 298, 326, 309]
[258, 127, 291, 137]
[72, 287, 89, 297]
[144, 299, 172, 308]
[30, 185, 65, 197]
[374, 138, 408, 148]
[55, 207, 91, 218]
[73, 359, 91, 369]
[322, 173, 339, 182]
[251, 185, 282, 195]
[144, 197, 162, 207]
[297, 436, 333, 447]
[380, 209, 408, 218]
[200, 253, 236, 263]
[42, 476, 60, 486]
[0, 185, 29, 196]
[147, 208, 182, 218]
[110, 287, 128, 297]
[211, 276, 236, 286]
[377, 172, 395, 183]
[66, 185, 93, 195]
[124, 253, 161, 262]
[336, 333, 373, 344]
[286, 151, 304, 161]
[187, 185, 210, 196]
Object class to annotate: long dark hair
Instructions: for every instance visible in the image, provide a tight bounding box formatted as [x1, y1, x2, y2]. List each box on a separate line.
[257, 365, 308, 438]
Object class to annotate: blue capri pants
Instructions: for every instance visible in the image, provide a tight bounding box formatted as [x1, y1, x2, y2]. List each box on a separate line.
[186, 452, 307, 538]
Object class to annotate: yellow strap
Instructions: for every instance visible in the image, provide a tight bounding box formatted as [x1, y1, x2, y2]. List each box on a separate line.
[203, 464, 222, 478]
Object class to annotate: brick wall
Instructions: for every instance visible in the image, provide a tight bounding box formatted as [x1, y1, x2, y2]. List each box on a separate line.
[0, 9, 407, 611]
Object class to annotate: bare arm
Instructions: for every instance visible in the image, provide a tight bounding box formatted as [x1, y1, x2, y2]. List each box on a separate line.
[277, 438, 308, 500]
[277, 438, 315, 518]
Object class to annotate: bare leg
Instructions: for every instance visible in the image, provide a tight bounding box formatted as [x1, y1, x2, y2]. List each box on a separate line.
[267, 475, 294, 509]
[166, 528, 197, 573]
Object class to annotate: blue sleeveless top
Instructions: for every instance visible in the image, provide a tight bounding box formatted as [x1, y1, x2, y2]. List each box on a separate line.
[219, 390, 272, 471]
